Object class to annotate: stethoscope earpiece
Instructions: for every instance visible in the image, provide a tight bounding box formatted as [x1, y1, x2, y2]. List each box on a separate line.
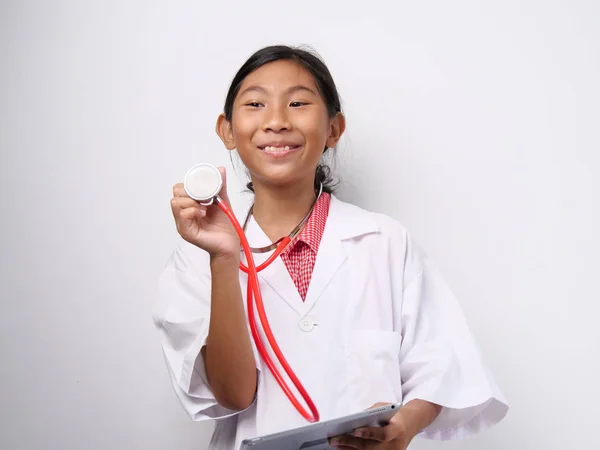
[183, 163, 222, 205]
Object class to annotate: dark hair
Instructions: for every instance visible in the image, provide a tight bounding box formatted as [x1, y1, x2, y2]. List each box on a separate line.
[223, 45, 342, 194]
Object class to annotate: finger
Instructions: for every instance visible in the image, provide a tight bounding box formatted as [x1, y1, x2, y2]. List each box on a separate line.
[179, 206, 206, 223]
[328, 434, 371, 449]
[172, 183, 188, 197]
[352, 424, 394, 442]
[367, 402, 391, 410]
[171, 196, 203, 209]
[171, 197, 206, 214]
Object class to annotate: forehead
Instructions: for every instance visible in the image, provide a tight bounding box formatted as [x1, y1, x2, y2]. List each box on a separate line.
[238, 59, 319, 92]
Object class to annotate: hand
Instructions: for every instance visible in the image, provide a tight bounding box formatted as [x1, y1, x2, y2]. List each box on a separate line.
[328, 403, 413, 450]
[170, 166, 240, 259]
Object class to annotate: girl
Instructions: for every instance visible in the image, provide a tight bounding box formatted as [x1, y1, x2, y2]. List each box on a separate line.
[154, 45, 508, 450]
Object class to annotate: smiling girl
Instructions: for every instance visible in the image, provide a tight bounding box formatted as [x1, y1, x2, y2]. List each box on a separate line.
[153, 45, 508, 450]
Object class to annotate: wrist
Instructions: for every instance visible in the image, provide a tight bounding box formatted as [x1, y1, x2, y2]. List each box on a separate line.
[397, 400, 442, 439]
[210, 250, 240, 267]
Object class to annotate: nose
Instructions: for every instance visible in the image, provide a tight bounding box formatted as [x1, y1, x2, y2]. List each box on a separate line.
[262, 104, 291, 132]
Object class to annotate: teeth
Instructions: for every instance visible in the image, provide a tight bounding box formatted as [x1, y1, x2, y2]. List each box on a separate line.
[263, 145, 294, 153]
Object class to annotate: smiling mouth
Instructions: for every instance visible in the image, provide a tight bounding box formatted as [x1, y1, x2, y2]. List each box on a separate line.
[259, 145, 302, 154]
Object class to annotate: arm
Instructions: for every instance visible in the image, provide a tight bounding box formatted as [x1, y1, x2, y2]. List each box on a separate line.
[396, 232, 508, 440]
[395, 399, 442, 439]
[202, 254, 257, 411]
[165, 168, 259, 415]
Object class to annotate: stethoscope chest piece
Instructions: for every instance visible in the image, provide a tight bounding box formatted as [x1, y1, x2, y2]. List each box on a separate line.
[184, 163, 222, 204]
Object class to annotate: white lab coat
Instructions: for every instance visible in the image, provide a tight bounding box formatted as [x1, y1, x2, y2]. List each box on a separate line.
[153, 195, 508, 450]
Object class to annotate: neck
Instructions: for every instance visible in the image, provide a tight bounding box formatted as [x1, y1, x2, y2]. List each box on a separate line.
[251, 179, 318, 243]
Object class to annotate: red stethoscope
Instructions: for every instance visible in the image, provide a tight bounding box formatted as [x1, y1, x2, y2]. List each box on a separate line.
[183, 163, 320, 423]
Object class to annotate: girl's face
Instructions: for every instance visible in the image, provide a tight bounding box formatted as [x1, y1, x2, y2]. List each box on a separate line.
[217, 60, 344, 191]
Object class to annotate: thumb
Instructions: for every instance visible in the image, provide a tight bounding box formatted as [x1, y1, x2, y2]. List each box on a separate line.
[216, 166, 230, 202]
[367, 403, 391, 410]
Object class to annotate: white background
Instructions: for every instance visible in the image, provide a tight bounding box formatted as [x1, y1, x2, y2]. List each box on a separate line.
[1, 1, 599, 449]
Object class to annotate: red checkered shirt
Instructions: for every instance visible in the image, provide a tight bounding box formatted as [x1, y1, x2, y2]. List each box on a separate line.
[280, 192, 331, 301]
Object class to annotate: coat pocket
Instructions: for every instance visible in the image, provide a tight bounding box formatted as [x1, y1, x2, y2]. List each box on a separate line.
[343, 330, 403, 410]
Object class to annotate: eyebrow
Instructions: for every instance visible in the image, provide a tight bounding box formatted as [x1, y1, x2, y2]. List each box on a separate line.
[238, 85, 319, 97]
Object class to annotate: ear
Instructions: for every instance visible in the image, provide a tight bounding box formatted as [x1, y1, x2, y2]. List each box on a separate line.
[216, 113, 236, 150]
[326, 112, 346, 148]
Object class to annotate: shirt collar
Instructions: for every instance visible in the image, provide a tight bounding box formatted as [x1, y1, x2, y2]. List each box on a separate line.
[286, 192, 331, 254]
[241, 193, 380, 257]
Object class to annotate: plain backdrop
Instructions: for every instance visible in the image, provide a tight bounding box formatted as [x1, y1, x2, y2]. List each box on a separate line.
[1, 1, 599, 449]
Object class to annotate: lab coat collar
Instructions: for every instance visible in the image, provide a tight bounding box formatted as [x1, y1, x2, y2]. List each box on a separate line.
[327, 194, 380, 241]
[242, 194, 379, 315]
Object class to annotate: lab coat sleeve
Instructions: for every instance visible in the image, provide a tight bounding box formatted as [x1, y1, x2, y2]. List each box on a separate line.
[152, 243, 260, 421]
[398, 234, 509, 440]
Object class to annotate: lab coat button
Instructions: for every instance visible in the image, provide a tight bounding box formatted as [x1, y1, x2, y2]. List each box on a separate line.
[298, 316, 315, 332]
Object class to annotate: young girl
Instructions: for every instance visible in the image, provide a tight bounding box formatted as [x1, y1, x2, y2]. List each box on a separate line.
[154, 45, 508, 450]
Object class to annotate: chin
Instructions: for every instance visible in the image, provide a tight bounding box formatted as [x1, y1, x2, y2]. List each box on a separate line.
[253, 169, 308, 189]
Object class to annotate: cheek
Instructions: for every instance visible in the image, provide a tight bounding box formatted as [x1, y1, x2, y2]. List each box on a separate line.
[230, 115, 257, 142]
[297, 112, 330, 142]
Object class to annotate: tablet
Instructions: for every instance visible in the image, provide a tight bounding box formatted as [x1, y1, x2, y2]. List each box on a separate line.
[239, 403, 401, 450]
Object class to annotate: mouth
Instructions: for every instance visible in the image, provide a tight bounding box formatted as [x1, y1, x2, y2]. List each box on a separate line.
[257, 144, 302, 156]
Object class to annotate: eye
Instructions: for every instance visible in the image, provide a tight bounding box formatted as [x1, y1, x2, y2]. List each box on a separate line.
[245, 102, 263, 108]
[290, 101, 308, 107]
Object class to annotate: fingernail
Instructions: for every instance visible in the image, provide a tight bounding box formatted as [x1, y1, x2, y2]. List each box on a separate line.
[329, 437, 339, 445]
[353, 430, 363, 437]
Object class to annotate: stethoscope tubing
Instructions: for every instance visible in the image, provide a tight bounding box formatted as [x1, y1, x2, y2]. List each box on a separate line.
[215, 196, 320, 422]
